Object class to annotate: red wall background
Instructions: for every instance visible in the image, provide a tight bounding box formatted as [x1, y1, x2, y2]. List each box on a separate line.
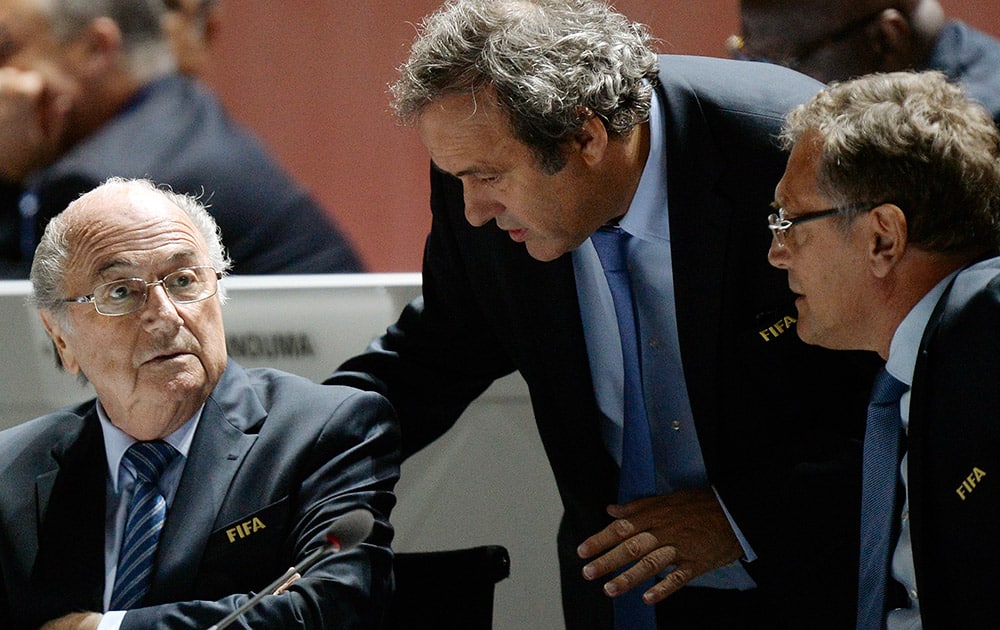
[201, 1, 1000, 272]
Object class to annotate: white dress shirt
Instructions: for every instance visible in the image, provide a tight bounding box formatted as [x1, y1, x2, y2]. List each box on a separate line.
[572, 88, 755, 590]
[96, 404, 200, 630]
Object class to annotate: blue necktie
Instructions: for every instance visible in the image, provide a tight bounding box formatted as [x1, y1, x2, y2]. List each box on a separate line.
[591, 227, 657, 630]
[857, 368, 908, 630]
[110, 441, 178, 610]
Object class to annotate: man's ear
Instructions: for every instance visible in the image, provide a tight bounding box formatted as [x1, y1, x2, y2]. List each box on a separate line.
[70, 17, 124, 78]
[867, 203, 908, 278]
[38, 310, 79, 375]
[573, 109, 610, 166]
[870, 8, 912, 70]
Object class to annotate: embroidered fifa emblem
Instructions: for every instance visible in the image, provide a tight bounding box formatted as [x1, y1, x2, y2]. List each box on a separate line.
[226, 517, 267, 542]
[758, 315, 797, 342]
[956, 467, 987, 501]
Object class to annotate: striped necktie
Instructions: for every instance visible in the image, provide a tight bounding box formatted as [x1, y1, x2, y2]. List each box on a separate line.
[591, 227, 657, 630]
[857, 368, 908, 630]
[110, 440, 178, 610]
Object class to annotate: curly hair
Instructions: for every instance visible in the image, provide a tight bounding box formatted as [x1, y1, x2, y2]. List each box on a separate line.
[781, 70, 1000, 257]
[391, 0, 659, 173]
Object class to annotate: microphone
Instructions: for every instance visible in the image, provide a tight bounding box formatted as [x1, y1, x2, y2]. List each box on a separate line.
[207, 509, 375, 630]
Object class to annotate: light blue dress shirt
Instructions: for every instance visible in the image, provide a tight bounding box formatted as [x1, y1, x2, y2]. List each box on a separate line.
[572, 89, 755, 590]
[884, 270, 958, 630]
[96, 404, 201, 629]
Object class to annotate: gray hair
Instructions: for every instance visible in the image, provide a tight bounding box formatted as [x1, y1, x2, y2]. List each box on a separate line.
[30, 177, 232, 322]
[39, 0, 175, 80]
[391, 0, 659, 173]
[781, 70, 1000, 257]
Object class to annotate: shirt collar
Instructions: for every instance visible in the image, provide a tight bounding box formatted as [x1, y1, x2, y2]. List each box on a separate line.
[618, 86, 669, 244]
[98, 401, 202, 492]
[886, 269, 960, 386]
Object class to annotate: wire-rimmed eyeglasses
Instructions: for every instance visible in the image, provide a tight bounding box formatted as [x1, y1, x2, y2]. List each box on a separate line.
[768, 202, 881, 247]
[64, 265, 222, 316]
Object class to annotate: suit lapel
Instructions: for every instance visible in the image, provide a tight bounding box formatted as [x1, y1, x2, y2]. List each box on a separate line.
[147, 362, 261, 604]
[30, 411, 107, 617]
[657, 76, 728, 463]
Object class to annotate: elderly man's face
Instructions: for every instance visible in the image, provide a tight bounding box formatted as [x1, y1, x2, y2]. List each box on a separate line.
[417, 90, 616, 262]
[41, 184, 227, 440]
[767, 134, 874, 351]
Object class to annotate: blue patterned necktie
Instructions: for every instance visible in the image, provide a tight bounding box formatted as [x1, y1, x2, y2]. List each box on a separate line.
[591, 227, 657, 630]
[857, 368, 908, 630]
[110, 440, 178, 610]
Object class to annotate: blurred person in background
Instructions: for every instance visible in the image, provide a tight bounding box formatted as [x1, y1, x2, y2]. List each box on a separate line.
[730, 0, 1000, 125]
[163, 0, 221, 77]
[0, 0, 363, 278]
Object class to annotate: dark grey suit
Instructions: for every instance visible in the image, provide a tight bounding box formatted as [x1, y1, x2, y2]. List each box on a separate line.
[0, 360, 399, 629]
[2, 75, 362, 276]
[929, 20, 1000, 127]
[329, 56, 879, 628]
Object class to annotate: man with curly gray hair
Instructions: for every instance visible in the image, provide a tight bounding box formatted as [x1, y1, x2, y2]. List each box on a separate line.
[330, 1, 878, 627]
[769, 70, 1000, 629]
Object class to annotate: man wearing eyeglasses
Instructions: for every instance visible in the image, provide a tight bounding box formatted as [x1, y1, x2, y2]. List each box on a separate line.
[768, 70, 1000, 629]
[729, 0, 1000, 126]
[0, 178, 399, 629]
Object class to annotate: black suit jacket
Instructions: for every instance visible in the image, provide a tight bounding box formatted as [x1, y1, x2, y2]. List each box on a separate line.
[2, 75, 362, 276]
[0, 360, 399, 629]
[331, 55, 878, 629]
[906, 257, 1000, 628]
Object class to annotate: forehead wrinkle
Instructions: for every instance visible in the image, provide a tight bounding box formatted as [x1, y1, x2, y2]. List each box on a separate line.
[66, 212, 206, 283]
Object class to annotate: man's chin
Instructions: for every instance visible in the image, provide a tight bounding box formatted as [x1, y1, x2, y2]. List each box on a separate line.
[523, 241, 566, 262]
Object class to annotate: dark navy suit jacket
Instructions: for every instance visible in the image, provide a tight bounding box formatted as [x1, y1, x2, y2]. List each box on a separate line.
[907, 257, 1000, 628]
[0, 361, 399, 629]
[331, 55, 878, 629]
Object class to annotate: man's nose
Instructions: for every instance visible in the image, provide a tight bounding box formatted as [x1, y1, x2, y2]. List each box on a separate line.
[140, 284, 183, 331]
[463, 185, 504, 227]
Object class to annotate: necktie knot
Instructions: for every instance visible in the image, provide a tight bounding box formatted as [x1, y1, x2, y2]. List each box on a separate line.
[869, 368, 908, 405]
[591, 226, 629, 273]
[123, 441, 177, 485]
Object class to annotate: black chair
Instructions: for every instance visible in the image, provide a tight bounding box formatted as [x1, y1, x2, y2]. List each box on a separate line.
[385, 545, 511, 629]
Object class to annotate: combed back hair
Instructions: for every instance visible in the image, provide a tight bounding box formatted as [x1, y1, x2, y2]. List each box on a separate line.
[391, 0, 659, 173]
[39, 0, 175, 80]
[30, 177, 232, 323]
[781, 70, 1000, 257]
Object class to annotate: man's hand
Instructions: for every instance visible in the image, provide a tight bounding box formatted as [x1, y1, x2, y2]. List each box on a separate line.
[38, 612, 102, 630]
[577, 488, 743, 605]
[0, 67, 69, 182]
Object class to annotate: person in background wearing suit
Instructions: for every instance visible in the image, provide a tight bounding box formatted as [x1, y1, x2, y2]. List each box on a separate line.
[0, 178, 398, 629]
[729, 0, 1000, 126]
[768, 70, 1000, 629]
[326, 0, 877, 627]
[0, 0, 363, 278]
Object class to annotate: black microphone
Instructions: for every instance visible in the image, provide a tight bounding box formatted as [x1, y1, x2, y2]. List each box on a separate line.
[207, 509, 375, 630]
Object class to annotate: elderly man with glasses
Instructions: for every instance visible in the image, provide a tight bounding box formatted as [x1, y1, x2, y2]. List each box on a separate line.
[768, 70, 1000, 629]
[0, 178, 399, 630]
